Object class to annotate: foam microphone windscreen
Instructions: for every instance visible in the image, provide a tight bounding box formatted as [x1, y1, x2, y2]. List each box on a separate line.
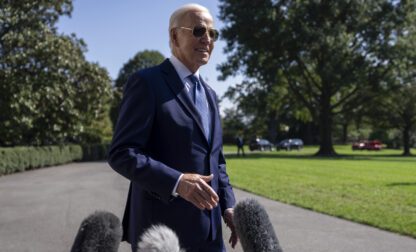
[71, 211, 122, 252]
[137, 224, 185, 252]
[234, 198, 283, 252]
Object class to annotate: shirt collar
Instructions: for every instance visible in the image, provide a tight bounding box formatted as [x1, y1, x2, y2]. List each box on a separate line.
[169, 55, 200, 83]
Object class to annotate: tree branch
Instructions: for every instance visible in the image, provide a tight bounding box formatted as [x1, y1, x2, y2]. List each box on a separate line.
[295, 55, 322, 91]
[330, 85, 360, 110]
[281, 65, 317, 120]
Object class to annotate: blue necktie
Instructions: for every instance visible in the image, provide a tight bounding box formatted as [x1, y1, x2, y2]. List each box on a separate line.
[188, 74, 211, 143]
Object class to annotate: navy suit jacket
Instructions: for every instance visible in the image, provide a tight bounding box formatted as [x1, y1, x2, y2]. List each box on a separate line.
[108, 59, 236, 248]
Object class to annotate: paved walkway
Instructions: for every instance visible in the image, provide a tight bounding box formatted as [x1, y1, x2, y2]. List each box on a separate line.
[0, 162, 415, 252]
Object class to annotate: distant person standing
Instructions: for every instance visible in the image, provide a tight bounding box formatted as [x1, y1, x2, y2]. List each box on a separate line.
[236, 135, 245, 156]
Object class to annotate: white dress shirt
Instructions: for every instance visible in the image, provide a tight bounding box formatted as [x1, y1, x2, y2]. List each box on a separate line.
[168, 55, 200, 196]
[168, 55, 232, 212]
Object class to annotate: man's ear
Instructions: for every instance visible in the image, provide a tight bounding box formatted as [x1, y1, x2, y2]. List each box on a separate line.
[170, 28, 179, 47]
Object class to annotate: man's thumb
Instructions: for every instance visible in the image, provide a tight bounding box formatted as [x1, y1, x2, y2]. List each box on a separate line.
[201, 174, 214, 181]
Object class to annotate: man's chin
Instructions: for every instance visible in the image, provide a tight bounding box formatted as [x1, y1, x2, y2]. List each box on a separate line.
[197, 57, 209, 66]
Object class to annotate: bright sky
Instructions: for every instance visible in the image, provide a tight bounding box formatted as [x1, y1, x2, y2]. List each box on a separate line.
[56, 0, 243, 114]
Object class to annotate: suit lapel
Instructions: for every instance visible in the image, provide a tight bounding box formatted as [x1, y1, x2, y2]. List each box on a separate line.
[200, 78, 219, 150]
[160, 59, 209, 146]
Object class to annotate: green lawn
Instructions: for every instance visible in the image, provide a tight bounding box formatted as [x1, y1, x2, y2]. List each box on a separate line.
[223, 145, 416, 238]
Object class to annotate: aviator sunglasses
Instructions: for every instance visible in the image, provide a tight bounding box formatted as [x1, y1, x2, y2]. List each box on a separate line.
[178, 26, 219, 41]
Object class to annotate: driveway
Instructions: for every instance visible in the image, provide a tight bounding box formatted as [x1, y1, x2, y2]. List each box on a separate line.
[0, 162, 415, 252]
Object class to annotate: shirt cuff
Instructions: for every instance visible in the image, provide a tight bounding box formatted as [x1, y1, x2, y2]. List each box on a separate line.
[171, 174, 184, 197]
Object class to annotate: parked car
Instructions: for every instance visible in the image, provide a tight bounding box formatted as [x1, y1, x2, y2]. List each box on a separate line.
[276, 138, 304, 151]
[365, 141, 382, 150]
[352, 141, 366, 150]
[249, 139, 274, 151]
[352, 140, 382, 151]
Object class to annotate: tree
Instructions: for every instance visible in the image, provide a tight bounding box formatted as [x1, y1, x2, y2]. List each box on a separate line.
[218, 0, 416, 155]
[221, 108, 247, 144]
[110, 50, 164, 128]
[369, 59, 416, 155]
[224, 81, 280, 142]
[0, 0, 112, 146]
[363, 13, 416, 156]
[223, 77, 312, 143]
[368, 82, 416, 156]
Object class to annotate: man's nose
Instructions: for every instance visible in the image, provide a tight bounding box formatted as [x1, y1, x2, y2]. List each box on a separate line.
[200, 30, 211, 43]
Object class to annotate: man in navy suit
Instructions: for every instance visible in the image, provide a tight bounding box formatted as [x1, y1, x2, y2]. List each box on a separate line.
[108, 4, 238, 252]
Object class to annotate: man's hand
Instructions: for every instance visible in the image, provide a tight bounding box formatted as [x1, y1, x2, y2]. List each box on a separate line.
[176, 173, 219, 210]
[224, 208, 239, 248]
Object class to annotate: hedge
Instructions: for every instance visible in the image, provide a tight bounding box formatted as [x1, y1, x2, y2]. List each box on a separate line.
[0, 144, 109, 176]
[81, 143, 110, 161]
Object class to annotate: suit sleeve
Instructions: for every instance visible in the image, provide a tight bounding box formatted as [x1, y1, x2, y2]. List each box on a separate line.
[211, 92, 236, 213]
[108, 72, 182, 203]
[218, 150, 236, 214]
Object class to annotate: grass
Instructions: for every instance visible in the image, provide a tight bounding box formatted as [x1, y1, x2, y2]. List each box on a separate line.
[223, 145, 416, 238]
[223, 144, 241, 153]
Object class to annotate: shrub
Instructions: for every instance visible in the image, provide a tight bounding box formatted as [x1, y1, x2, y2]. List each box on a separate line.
[81, 144, 109, 161]
[0, 144, 108, 176]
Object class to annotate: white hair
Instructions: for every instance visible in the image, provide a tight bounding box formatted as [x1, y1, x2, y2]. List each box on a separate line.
[137, 224, 185, 252]
[168, 3, 211, 50]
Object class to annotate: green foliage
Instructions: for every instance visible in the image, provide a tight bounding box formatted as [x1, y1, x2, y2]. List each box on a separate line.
[0, 145, 82, 175]
[223, 77, 316, 143]
[114, 50, 165, 89]
[0, 0, 112, 146]
[218, 0, 416, 155]
[80, 143, 109, 161]
[370, 81, 416, 155]
[224, 79, 286, 142]
[365, 26, 416, 155]
[110, 50, 164, 129]
[221, 108, 248, 144]
[78, 103, 114, 144]
[369, 128, 390, 142]
[0, 144, 109, 175]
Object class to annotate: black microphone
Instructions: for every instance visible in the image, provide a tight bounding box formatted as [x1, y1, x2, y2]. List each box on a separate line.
[71, 211, 122, 252]
[233, 198, 283, 252]
[137, 224, 185, 252]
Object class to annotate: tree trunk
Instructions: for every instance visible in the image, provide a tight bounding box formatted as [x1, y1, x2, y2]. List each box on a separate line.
[342, 122, 348, 145]
[316, 93, 337, 156]
[267, 110, 279, 143]
[402, 126, 411, 156]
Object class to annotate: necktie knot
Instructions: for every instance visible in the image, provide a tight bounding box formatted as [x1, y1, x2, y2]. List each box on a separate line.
[188, 74, 200, 86]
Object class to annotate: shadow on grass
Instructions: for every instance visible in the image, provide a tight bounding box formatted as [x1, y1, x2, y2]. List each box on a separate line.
[387, 182, 416, 187]
[225, 152, 416, 162]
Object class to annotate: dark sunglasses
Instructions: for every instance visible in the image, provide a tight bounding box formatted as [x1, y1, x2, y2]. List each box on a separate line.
[178, 26, 219, 41]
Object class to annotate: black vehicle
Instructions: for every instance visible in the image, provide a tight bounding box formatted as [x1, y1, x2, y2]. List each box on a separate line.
[276, 138, 304, 151]
[249, 139, 274, 151]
